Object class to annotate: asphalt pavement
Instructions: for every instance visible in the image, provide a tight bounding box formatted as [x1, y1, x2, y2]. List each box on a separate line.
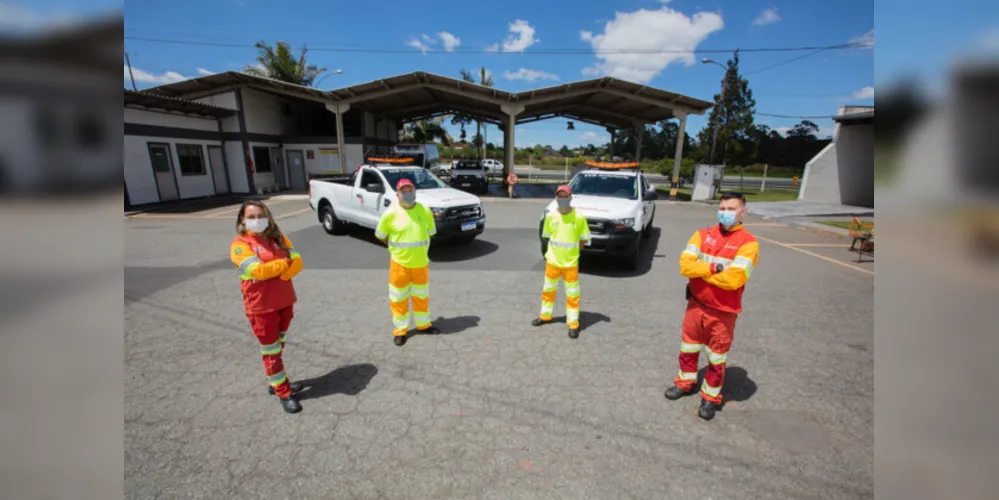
[125, 197, 873, 499]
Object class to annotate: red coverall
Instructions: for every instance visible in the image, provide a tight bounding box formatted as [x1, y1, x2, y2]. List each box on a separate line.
[675, 223, 759, 404]
[230, 233, 303, 399]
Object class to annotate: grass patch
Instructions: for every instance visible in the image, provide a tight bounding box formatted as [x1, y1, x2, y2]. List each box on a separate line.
[655, 186, 800, 203]
[818, 220, 874, 231]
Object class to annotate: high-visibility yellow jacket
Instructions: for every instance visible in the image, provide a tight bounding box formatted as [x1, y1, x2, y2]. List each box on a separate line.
[542, 208, 592, 268]
[375, 203, 437, 268]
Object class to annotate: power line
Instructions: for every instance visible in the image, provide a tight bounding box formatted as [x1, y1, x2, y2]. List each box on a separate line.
[744, 47, 832, 75]
[123, 35, 863, 55]
[756, 112, 839, 119]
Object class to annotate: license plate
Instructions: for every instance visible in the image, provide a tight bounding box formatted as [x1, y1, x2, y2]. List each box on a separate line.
[461, 183, 470, 187]
[461, 221, 476, 231]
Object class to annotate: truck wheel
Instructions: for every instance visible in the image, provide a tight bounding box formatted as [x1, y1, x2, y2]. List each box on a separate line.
[320, 203, 348, 235]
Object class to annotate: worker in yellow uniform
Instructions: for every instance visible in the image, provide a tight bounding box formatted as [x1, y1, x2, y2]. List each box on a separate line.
[533, 184, 592, 338]
[375, 178, 441, 346]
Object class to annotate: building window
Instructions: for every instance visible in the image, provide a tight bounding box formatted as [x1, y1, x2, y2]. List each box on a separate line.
[252, 146, 273, 173]
[176, 144, 207, 176]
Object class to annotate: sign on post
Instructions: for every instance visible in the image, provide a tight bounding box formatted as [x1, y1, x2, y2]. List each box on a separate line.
[506, 173, 518, 198]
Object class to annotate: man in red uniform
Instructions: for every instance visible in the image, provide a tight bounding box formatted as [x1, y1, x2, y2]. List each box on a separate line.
[664, 192, 759, 420]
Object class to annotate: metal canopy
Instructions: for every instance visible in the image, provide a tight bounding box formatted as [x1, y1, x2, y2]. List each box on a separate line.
[124, 89, 237, 118]
[142, 70, 714, 129]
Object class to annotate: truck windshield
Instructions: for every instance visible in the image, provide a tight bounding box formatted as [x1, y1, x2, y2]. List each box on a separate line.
[568, 173, 638, 200]
[455, 160, 485, 170]
[381, 168, 447, 190]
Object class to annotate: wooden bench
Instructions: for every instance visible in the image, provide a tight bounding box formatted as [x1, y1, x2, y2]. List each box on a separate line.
[848, 217, 874, 262]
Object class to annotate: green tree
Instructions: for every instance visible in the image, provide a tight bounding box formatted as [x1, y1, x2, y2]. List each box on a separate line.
[453, 67, 494, 158]
[697, 51, 757, 167]
[400, 116, 453, 146]
[243, 40, 327, 86]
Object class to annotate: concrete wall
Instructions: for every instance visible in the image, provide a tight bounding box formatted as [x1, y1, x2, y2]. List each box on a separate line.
[799, 142, 839, 204]
[124, 108, 223, 205]
[836, 122, 874, 207]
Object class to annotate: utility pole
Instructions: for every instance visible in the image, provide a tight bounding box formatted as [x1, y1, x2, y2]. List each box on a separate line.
[125, 51, 137, 91]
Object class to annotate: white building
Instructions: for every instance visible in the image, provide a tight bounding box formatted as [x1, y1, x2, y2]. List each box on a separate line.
[124, 72, 399, 207]
[798, 105, 875, 208]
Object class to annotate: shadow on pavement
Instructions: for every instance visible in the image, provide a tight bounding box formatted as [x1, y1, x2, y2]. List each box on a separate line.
[695, 365, 758, 409]
[127, 194, 286, 215]
[297, 363, 378, 400]
[580, 227, 661, 278]
[430, 315, 480, 334]
[480, 182, 561, 199]
[549, 311, 611, 333]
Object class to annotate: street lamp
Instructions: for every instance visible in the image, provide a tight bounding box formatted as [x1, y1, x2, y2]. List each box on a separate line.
[314, 69, 343, 88]
[702, 58, 727, 167]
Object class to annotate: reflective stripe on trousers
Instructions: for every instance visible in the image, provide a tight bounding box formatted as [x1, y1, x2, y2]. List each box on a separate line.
[539, 263, 581, 328]
[389, 260, 431, 336]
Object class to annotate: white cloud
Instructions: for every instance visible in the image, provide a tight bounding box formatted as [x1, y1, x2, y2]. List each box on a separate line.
[437, 31, 461, 52]
[580, 131, 608, 143]
[196, 68, 216, 76]
[485, 43, 500, 53]
[752, 8, 781, 27]
[124, 65, 191, 84]
[976, 28, 999, 51]
[406, 37, 433, 54]
[850, 29, 874, 49]
[579, 5, 724, 84]
[503, 68, 560, 82]
[851, 86, 875, 100]
[501, 19, 538, 52]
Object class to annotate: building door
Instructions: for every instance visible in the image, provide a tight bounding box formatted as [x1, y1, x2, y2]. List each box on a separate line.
[285, 150, 307, 190]
[208, 146, 229, 194]
[270, 147, 287, 189]
[148, 143, 179, 202]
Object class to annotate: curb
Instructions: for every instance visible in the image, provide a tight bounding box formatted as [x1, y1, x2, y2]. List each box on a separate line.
[771, 218, 852, 239]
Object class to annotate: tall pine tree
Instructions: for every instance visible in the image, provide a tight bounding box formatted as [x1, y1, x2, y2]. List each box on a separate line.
[696, 51, 757, 167]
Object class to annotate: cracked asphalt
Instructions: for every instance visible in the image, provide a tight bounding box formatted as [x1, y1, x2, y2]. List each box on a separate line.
[125, 197, 873, 499]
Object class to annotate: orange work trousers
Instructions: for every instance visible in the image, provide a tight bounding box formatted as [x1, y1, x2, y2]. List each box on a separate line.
[389, 260, 431, 336]
[673, 300, 737, 404]
[539, 263, 581, 329]
[248, 306, 294, 398]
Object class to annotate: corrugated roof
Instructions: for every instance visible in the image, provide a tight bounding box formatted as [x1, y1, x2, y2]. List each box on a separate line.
[832, 110, 874, 123]
[124, 89, 237, 118]
[143, 71, 329, 102]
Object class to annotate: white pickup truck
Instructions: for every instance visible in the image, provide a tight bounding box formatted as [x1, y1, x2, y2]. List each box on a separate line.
[309, 163, 486, 243]
[538, 164, 658, 270]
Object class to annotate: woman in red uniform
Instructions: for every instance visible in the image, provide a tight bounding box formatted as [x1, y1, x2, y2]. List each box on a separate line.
[230, 200, 304, 414]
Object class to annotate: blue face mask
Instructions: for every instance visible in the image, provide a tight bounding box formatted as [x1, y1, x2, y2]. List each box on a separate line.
[717, 210, 738, 227]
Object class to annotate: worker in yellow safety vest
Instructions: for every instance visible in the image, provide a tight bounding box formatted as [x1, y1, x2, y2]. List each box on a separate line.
[533, 184, 592, 338]
[375, 178, 441, 346]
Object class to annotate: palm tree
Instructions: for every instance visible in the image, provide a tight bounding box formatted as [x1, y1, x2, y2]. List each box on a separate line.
[458, 67, 493, 158]
[243, 40, 327, 87]
[400, 116, 453, 146]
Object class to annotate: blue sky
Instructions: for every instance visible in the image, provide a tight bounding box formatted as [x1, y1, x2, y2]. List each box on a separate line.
[20, 0, 952, 149]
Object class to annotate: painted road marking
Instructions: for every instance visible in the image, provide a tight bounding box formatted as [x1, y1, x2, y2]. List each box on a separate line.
[276, 207, 313, 219]
[742, 223, 787, 227]
[785, 243, 851, 247]
[755, 234, 874, 275]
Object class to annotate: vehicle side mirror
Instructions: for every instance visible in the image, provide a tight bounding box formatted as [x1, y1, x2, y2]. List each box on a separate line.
[646, 189, 658, 200]
[366, 183, 384, 193]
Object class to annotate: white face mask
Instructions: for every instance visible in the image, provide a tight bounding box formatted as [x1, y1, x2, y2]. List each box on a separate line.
[245, 218, 269, 233]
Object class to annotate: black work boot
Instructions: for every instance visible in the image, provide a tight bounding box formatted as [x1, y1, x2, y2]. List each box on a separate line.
[568, 327, 580, 339]
[664, 385, 693, 401]
[420, 326, 441, 335]
[698, 399, 718, 421]
[280, 395, 302, 414]
[268, 381, 303, 396]
[394, 335, 407, 346]
[532, 318, 552, 327]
